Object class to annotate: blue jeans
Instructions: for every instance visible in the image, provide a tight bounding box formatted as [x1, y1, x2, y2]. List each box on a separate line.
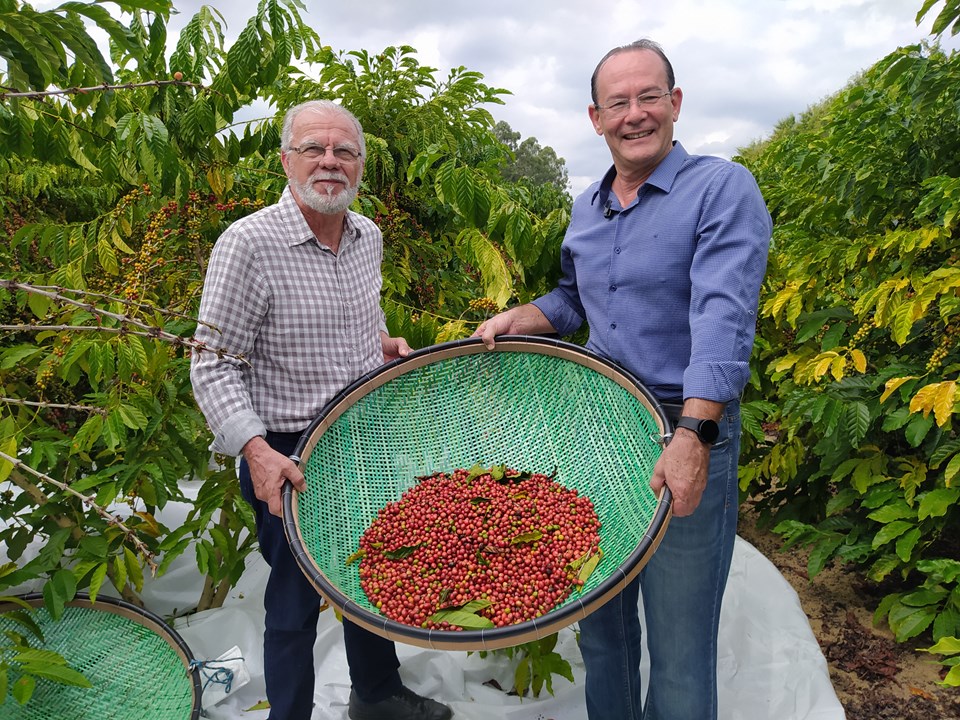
[578, 404, 741, 720]
[239, 431, 403, 720]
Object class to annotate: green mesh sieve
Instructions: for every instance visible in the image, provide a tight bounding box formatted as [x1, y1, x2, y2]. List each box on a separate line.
[282, 336, 672, 650]
[0, 594, 200, 719]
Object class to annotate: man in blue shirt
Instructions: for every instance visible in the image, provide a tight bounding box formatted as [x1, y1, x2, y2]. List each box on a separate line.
[476, 39, 771, 720]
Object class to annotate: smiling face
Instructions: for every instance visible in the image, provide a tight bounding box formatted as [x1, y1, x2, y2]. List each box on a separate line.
[281, 108, 364, 215]
[588, 49, 683, 185]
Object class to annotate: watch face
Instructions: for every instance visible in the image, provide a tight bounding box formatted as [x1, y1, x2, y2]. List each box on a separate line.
[677, 416, 720, 444]
[699, 419, 720, 444]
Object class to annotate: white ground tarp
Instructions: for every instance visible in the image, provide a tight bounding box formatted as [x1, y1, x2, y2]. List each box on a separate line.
[153, 534, 847, 719]
[5, 480, 846, 720]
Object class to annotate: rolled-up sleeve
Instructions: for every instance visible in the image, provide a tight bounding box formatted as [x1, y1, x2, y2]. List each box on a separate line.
[683, 162, 771, 402]
[190, 229, 269, 456]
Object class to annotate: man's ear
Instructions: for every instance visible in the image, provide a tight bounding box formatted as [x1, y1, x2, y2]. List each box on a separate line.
[588, 103, 602, 135]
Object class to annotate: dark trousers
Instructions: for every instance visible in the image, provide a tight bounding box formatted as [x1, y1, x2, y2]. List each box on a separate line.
[239, 431, 402, 720]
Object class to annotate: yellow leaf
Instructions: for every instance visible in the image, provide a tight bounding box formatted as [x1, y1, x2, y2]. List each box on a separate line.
[207, 168, 224, 197]
[436, 320, 468, 344]
[768, 284, 797, 322]
[773, 353, 800, 373]
[786, 292, 804, 326]
[812, 352, 838, 380]
[880, 376, 916, 404]
[850, 348, 867, 373]
[830, 356, 846, 382]
[0, 434, 17, 483]
[933, 381, 957, 428]
[910, 383, 942, 417]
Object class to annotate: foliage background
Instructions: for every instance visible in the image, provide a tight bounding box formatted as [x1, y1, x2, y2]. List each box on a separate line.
[0, 0, 958, 702]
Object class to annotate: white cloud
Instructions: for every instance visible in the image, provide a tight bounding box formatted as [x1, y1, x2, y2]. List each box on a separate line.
[29, 0, 960, 196]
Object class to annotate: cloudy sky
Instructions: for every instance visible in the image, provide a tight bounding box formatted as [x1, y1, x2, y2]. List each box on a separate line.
[131, 1, 960, 194]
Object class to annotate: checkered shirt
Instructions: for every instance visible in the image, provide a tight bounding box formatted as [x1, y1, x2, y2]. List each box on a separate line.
[190, 188, 387, 456]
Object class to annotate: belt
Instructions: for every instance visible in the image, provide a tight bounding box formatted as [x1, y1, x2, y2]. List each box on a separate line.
[658, 401, 684, 427]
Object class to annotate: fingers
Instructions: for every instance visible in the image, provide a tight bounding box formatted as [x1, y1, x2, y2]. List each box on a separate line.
[249, 449, 306, 517]
[650, 440, 709, 518]
[474, 320, 500, 349]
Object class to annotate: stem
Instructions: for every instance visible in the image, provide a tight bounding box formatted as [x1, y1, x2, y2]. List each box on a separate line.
[0, 397, 105, 414]
[0, 79, 202, 101]
[0, 280, 250, 366]
[0, 449, 157, 575]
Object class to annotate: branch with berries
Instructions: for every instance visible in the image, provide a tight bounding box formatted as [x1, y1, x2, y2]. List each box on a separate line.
[0, 449, 158, 575]
[0, 280, 250, 366]
[0, 77, 202, 102]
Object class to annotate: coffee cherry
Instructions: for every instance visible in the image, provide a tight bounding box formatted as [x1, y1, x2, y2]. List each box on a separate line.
[354, 467, 602, 630]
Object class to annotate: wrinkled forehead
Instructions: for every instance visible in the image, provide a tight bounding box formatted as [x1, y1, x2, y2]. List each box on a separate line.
[290, 109, 361, 146]
[596, 49, 671, 95]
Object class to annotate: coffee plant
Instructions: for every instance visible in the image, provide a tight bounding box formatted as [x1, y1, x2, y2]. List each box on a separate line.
[737, 0, 960, 685]
[0, 0, 573, 702]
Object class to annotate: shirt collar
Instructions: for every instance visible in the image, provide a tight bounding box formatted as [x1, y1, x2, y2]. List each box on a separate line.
[278, 186, 361, 249]
[594, 141, 689, 210]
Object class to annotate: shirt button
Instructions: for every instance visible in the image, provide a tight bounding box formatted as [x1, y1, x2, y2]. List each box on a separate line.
[615, 247, 621, 254]
[610, 323, 617, 330]
[610, 285, 617, 292]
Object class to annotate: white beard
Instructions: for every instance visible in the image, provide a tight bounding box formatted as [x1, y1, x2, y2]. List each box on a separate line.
[293, 172, 358, 214]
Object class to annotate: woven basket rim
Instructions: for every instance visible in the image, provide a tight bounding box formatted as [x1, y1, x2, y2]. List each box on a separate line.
[282, 335, 673, 650]
[1, 592, 202, 718]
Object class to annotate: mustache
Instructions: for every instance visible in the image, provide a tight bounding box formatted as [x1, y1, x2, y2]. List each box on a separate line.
[311, 171, 350, 184]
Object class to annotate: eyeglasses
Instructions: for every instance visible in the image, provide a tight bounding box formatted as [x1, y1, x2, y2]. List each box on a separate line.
[595, 90, 673, 118]
[286, 143, 362, 162]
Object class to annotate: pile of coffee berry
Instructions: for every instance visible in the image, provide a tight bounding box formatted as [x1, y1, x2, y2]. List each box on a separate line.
[350, 465, 602, 631]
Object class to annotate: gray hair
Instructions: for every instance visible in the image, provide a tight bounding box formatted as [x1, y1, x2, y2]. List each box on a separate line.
[280, 100, 366, 157]
[590, 39, 676, 106]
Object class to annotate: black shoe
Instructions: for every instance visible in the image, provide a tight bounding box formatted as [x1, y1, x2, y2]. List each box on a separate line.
[348, 686, 453, 720]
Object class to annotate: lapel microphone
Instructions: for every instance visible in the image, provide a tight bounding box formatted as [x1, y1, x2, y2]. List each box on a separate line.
[603, 200, 614, 218]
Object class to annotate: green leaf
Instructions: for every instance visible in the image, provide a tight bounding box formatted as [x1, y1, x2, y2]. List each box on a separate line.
[918, 487, 960, 520]
[904, 412, 935, 447]
[868, 554, 902, 582]
[13, 649, 67, 666]
[808, 536, 843, 577]
[871, 520, 914, 549]
[924, 637, 960, 655]
[87, 562, 108, 603]
[12, 675, 35, 705]
[890, 604, 937, 642]
[41, 569, 77, 621]
[21, 663, 91, 688]
[514, 656, 531, 696]
[427, 608, 494, 630]
[123, 546, 144, 594]
[510, 530, 543, 545]
[382, 544, 421, 560]
[118, 404, 149, 430]
[113, 553, 127, 592]
[945, 454, 960, 488]
[895, 527, 922, 563]
[867, 501, 915, 523]
[70, 414, 103, 455]
[0, 427, 17, 483]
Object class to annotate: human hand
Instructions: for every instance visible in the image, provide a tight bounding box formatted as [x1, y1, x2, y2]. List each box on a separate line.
[242, 436, 306, 517]
[472, 305, 554, 350]
[381, 333, 412, 363]
[649, 432, 710, 517]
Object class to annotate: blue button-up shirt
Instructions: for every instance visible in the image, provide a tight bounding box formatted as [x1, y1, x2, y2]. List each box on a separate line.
[533, 142, 771, 402]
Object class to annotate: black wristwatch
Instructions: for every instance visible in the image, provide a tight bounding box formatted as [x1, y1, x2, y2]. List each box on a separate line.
[675, 416, 720, 445]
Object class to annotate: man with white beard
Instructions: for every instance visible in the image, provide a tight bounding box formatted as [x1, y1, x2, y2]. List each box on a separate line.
[191, 101, 452, 720]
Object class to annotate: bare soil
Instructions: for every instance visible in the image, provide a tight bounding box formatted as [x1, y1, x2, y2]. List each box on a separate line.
[738, 502, 960, 720]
